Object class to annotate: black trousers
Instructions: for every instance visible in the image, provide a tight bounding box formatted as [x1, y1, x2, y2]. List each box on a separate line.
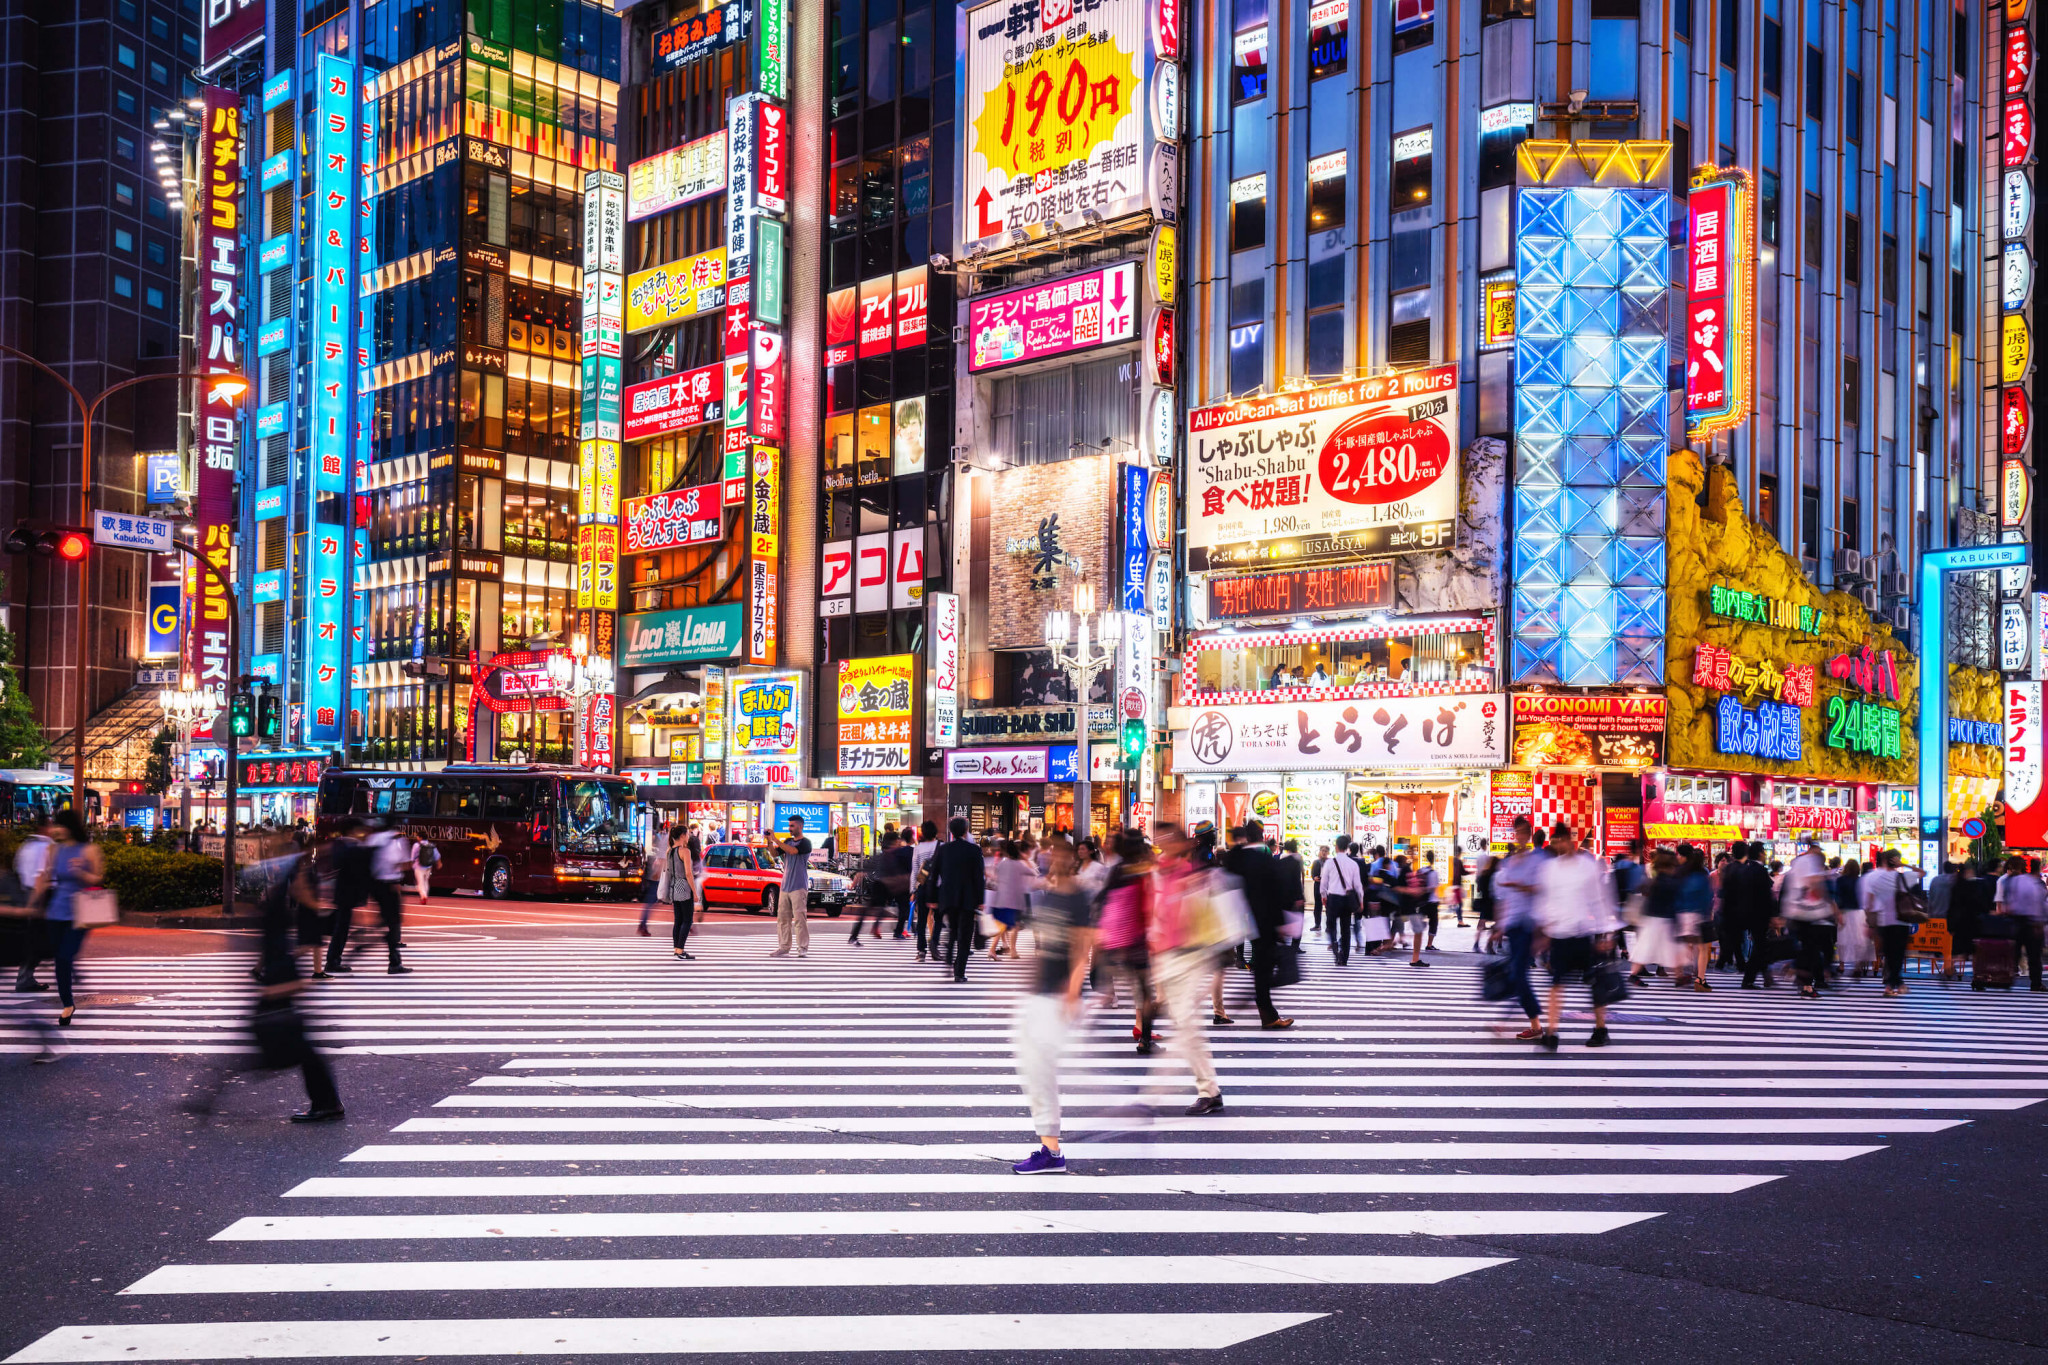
[370, 880, 404, 965]
[1719, 913, 1749, 970]
[1879, 923, 1911, 986]
[1792, 920, 1836, 988]
[2015, 919, 2046, 987]
[946, 905, 977, 978]
[1249, 938, 1280, 1023]
[1311, 889, 1323, 933]
[1327, 899, 1355, 965]
[12, 915, 45, 987]
[918, 896, 944, 956]
[301, 1045, 341, 1112]
[671, 899, 694, 952]
[324, 894, 366, 969]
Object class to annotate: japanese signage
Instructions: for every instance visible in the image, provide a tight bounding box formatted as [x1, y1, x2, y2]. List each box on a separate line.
[651, 0, 750, 74]
[626, 130, 729, 221]
[748, 327, 786, 441]
[731, 670, 803, 759]
[747, 443, 780, 667]
[1185, 366, 1460, 570]
[1708, 583, 1824, 635]
[757, 99, 789, 215]
[1488, 769, 1534, 843]
[626, 248, 729, 332]
[726, 95, 759, 280]
[623, 484, 724, 554]
[962, 0, 1150, 249]
[1716, 696, 1805, 761]
[944, 745, 1053, 783]
[92, 510, 175, 554]
[756, 0, 789, 100]
[581, 170, 627, 638]
[2007, 682, 2048, 846]
[622, 365, 724, 442]
[1510, 693, 1666, 769]
[1684, 167, 1754, 438]
[1172, 694, 1509, 773]
[236, 752, 333, 791]
[200, 0, 262, 68]
[837, 654, 916, 775]
[1203, 562, 1393, 622]
[306, 59, 357, 745]
[1121, 463, 1151, 614]
[930, 591, 960, 748]
[1823, 695, 1905, 758]
[621, 603, 745, 668]
[146, 584, 181, 658]
[968, 262, 1138, 371]
[1691, 645, 1818, 706]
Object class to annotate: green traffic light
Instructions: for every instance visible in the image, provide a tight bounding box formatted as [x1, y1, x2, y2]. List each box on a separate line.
[229, 691, 254, 737]
[1120, 717, 1145, 766]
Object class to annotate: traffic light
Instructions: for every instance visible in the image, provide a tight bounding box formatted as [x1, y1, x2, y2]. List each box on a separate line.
[1120, 717, 1146, 768]
[257, 689, 281, 741]
[228, 688, 255, 738]
[3, 523, 89, 559]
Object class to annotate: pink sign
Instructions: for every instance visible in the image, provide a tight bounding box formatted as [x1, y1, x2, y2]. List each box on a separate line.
[622, 484, 724, 553]
[622, 364, 723, 443]
[967, 262, 1138, 372]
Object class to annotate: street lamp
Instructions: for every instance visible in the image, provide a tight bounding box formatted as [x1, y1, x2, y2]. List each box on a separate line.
[1045, 579, 1121, 841]
[545, 634, 615, 768]
[159, 674, 220, 830]
[0, 342, 248, 817]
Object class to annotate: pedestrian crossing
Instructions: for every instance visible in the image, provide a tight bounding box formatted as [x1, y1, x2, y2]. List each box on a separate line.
[5, 929, 2047, 1363]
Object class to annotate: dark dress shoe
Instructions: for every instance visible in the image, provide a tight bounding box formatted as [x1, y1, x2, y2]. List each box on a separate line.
[290, 1108, 345, 1124]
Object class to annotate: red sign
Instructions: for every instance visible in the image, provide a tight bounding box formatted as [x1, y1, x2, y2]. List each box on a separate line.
[1488, 770, 1534, 843]
[1511, 693, 1667, 769]
[621, 365, 723, 442]
[857, 274, 895, 356]
[966, 262, 1138, 372]
[580, 693, 616, 772]
[1685, 177, 1734, 416]
[1149, 307, 1176, 386]
[723, 274, 754, 357]
[2006, 385, 2033, 455]
[757, 101, 789, 213]
[1151, 0, 1182, 58]
[2007, 97, 2035, 167]
[748, 328, 786, 441]
[1602, 807, 1641, 858]
[1205, 562, 1394, 621]
[895, 266, 929, 347]
[825, 286, 856, 366]
[1320, 411, 1453, 505]
[1778, 804, 1856, 834]
[2009, 24, 2035, 96]
[202, 0, 264, 67]
[622, 483, 724, 553]
[1825, 644, 1902, 702]
[237, 753, 332, 790]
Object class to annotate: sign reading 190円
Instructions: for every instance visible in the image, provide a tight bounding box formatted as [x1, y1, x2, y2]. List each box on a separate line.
[1184, 366, 1459, 571]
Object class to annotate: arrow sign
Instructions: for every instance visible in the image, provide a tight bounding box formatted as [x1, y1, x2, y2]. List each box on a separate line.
[974, 186, 999, 239]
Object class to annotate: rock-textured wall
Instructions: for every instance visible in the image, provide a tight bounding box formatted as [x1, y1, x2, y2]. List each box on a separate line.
[1394, 436, 1506, 616]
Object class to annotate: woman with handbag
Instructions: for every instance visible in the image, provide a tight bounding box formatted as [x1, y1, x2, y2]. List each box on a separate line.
[32, 810, 108, 1027]
[660, 824, 698, 960]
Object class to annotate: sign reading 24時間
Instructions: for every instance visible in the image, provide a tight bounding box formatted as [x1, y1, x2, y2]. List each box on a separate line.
[1184, 366, 1459, 570]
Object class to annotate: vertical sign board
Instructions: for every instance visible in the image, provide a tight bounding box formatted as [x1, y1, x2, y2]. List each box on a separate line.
[200, 0, 263, 69]
[578, 169, 627, 765]
[1684, 167, 1755, 439]
[1121, 462, 1150, 613]
[2008, 681, 2048, 846]
[187, 86, 243, 740]
[928, 590, 960, 747]
[303, 56, 359, 746]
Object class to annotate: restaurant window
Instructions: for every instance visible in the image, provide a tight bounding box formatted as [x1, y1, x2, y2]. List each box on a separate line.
[1308, 0, 1347, 80]
[1189, 624, 1492, 698]
[1232, 0, 1269, 101]
[1390, 129, 1433, 208]
[1230, 174, 1267, 252]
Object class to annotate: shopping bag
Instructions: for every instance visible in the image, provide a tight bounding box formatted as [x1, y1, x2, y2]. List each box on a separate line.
[1590, 959, 1631, 1007]
[71, 887, 119, 927]
[1361, 915, 1391, 942]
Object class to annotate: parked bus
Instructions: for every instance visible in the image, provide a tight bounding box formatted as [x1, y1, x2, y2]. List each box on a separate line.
[317, 764, 642, 900]
[0, 770, 101, 825]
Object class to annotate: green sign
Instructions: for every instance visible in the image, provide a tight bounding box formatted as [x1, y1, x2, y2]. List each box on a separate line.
[1709, 583, 1823, 635]
[1823, 694, 1903, 758]
[756, 0, 788, 100]
[621, 603, 745, 668]
[465, 33, 509, 68]
[754, 216, 786, 326]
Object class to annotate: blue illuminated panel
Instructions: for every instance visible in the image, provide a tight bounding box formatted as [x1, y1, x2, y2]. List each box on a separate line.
[305, 53, 357, 746]
[1510, 186, 1669, 686]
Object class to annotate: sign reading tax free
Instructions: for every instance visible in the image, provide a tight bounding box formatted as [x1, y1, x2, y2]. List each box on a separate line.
[1184, 366, 1459, 570]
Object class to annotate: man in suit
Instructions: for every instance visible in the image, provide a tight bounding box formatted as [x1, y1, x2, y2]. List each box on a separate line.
[1220, 819, 1295, 1028]
[930, 816, 987, 982]
[1725, 842, 1783, 987]
[319, 819, 376, 978]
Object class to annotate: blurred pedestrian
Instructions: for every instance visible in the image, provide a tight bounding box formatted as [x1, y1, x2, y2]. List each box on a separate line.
[11, 817, 55, 992]
[1862, 849, 1919, 996]
[1779, 838, 1836, 999]
[363, 821, 411, 974]
[1533, 822, 1621, 1050]
[1491, 816, 1545, 1037]
[639, 821, 669, 937]
[1010, 835, 1094, 1175]
[30, 810, 104, 1027]
[1628, 847, 1680, 985]
[1992, 854, 2046, 990]
[1095, 829, 1157, 1046]
[911, 820, 941, 962]
[988, 839, 1032, 959]
[1149, 827, 1226, 1114]
[318, 819, 374, 978]
[1221, 819, 1294, 1028]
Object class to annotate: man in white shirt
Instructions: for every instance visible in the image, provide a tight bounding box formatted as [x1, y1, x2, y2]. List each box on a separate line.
[11, 821, 54, 992]
[1489, 818, 1545, 1037]
[364, 824, 413, 975]
[1319, 834, 1364, 965]
[1534, 822, 1621, 1050]
[910, 820, 942, 962]
[1992, 853, 2047, 991]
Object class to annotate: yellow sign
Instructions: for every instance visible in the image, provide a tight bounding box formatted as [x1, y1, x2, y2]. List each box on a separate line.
[2003, 312, 2032, 384]
[1481, 279, 1517, 346]
[2010, 0, 2030, 24]
[1515, 139, 1672, 186]
[1149, 224, 1177, 301]
[836, 653, 915, 776]
[749, 444, 780, 560]
[625, 247, 728, 333]
[1645, 822, 1743, 842]
[970, 31, 1141, 184]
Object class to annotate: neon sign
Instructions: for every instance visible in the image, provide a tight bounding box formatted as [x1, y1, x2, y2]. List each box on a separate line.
[1825, 643, 1901, 702]
[1825, 695, 1904, 758]
[1692, 645, 1815, 706]
[1715, 695, 1803, 761]
[1685, 166, 1755, 438]
[1708, 584, 1823, 635]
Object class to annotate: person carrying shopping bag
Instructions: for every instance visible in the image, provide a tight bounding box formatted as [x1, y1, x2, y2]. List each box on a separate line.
[30, 810, 111, 1028]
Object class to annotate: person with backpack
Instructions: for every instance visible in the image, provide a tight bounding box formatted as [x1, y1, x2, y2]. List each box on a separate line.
[1779, 837, 1837, 999]
[409, 832, 439, 901]
[1990, 854, 2046, 991]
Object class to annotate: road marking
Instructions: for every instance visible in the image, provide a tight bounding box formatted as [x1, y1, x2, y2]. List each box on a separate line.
[3, 1312, 1331, 1362]
[122, 1254, 1509, 1295]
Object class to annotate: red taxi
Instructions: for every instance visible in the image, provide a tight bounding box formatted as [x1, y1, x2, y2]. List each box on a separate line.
[699, 841, 856, 916]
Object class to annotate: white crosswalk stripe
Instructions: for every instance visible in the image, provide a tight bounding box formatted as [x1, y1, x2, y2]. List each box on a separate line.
[5, 931, 2046, 1362]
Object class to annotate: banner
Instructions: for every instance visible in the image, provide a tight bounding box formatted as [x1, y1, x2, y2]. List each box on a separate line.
[967, 262, 1137, 371]
[1185, 366, 1460, 570]
[186, 85, 244, 738]
[1510, 692, 1666, 769]
[1171, 694, 1508, 773]
[836, 654, 915, 775]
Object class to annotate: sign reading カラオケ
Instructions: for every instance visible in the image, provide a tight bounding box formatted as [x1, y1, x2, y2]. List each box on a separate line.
[1184, 366, 1459, 570]
[961, 0, 1151, 251]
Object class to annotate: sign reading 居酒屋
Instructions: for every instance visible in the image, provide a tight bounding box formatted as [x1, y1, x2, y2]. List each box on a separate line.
[967, 262, 1139, 371]
[836, 654, 915, 776]
[961, 0, 1150, 250]
[1185, 366, 1459, 571]
[622, 366, 724, 442]
[1684, 166, 1755, 439]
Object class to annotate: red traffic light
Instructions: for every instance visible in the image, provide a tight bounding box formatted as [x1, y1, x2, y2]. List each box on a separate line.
[54, 532, 88, 561]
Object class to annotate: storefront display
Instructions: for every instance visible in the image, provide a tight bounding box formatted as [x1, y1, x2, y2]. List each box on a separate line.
[1171, 693, 1508, 773]
[1182, 617, 1496, 703]
[1510, 692, 1665, 769]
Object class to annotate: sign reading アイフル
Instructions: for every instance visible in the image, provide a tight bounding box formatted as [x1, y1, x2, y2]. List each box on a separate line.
[1171, 694, 1509, 774]
[961, 0, 1151, 251]
[1185, 366, 1459, 571]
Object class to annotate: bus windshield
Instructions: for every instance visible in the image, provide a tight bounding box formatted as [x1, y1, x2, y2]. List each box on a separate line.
[559, 778, 637, 855]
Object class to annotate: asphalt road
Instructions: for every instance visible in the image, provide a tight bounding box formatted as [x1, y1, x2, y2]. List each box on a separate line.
[1, 915, 2045, 1364]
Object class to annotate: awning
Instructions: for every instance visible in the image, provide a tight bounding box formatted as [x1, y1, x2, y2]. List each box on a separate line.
[628, 668, 703, 705]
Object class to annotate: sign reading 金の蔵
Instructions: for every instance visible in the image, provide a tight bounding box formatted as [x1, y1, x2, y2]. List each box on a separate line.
[836, 654, 915, 776]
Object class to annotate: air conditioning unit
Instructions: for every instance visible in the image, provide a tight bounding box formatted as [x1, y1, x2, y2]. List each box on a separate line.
[1858, 583, 1882, 611]
[1834, 547, 1865, 580]
[1886, 570, 1909, 597]
[1889, 602, 1911, 630]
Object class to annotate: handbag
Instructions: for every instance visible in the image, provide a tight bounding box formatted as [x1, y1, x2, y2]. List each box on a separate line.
[71, 887, 119, 927]
[250, 995, 309, 1070]
[1268, 944, 1302, 988]
[1590, 959, 1631, 1007]
[1480, 957, 1516, 1002]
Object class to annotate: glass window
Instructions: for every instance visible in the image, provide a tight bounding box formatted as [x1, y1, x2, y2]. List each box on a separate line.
[866, 21, 898, 103]
[857, 403, 890, 483]
[560, 779, 632, 853]
[435, 784, 483, 818]
[1232, 0, 1269, 102]
[1308, 0, 1348, 79]
[145, 286, 164, 310]
[484, 780, 527, 818]
[113, 228, 133, 252]
[113, 274, 133, 298]
[1306, 309, 1345, 379]
[1192, 628, 1488, 694]
[1230, 174, 1267, 252]
[115, 43, 136, 68]
[1307, 153, 1345, 233]
[1390, 129, 1432, 207]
